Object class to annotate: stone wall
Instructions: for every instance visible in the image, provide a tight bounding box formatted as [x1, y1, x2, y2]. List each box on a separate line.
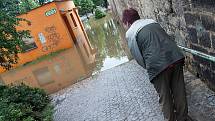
[184, 0, 215, 91]
[109, 0, 215, 91]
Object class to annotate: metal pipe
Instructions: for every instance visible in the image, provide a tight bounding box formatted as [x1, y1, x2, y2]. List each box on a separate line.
[178, 45, 215, 62]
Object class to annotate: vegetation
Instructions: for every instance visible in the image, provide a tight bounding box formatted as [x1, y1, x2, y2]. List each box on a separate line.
[0, 0, 33, 70]
[0, 0, 41, 70]
[23, 49, 67, 66]
[0, 84, 53, 121]
[74, 0, 108, 17]
[73, 0, 94, 16]
[37, 0, 47, 5]
[92, 0, 108, 8]
[19, 0, 39, 13]
[95, 8, 106, 19]
[0, 0, 106, 70]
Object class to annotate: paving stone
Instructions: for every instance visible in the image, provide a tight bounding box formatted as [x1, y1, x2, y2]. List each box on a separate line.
[52, 60, 215, 121]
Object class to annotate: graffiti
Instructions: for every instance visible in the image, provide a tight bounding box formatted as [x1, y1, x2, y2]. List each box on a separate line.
[42, 42, 58, 52]
[45, 25, 56, 33]
[42, 25, 62, 52]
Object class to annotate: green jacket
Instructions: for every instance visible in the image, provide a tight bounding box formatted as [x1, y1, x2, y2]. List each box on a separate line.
[126, 19, 184, 82]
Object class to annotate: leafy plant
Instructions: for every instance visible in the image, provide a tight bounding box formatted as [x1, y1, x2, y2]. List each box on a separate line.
[74, 0, 108, 16]
[0, 0, 39, 70]
[95, 8, 106, 19]
[74, 0, 94, 16]
[0, 84, 53, 121]
[92, 0, 108, 8]
[19, 0, 39, 13]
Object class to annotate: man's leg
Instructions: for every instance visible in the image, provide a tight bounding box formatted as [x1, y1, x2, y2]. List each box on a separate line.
[170, 63, 189, 121]
[152, 69, 176, 121]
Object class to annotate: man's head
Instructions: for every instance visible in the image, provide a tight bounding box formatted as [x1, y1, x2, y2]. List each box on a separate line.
[122, 8, 140, 29]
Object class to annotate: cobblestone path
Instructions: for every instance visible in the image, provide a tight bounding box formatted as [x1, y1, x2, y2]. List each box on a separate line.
[52, 60, 215, 121]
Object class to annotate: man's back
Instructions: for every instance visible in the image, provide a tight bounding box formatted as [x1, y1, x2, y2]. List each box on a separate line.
[123, 8, 193, 121]
[136, 23, 184, 81]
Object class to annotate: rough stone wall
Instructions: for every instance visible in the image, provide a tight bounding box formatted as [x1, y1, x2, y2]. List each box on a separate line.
[109, 0, 187, 45]
[109, 0, 215, 90]
[184, 0, 215, 90]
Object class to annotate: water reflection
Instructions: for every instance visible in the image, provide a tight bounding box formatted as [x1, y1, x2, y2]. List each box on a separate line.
[84, 15, 131, 73]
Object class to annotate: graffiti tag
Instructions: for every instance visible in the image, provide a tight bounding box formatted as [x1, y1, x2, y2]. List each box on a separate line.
[42, 26, 62, 52]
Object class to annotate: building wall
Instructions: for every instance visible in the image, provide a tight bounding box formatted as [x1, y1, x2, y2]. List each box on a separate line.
[109, 0, 215, 90]
[0, 2, 74, 73]
[0, 48, 89, 94]
[16, 2, 74, 65]
[63, 8, 96, 66]
[55, 0, 76, 11]
[0, 1, 96, 93]
[184, 0, 215, 90]
[0, 1, 95, 73]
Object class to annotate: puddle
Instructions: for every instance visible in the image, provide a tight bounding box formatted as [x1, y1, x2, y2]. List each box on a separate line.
[84, 14, 132, 73]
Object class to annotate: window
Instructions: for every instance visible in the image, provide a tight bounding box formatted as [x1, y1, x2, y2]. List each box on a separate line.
[22, 37, 38, 52]
[83, 44, 89, 57]
[33, 67, 54, 86]
[70, 13, 77, 27]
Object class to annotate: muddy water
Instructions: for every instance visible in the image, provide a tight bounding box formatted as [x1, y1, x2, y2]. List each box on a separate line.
[84, 15, 132, 73]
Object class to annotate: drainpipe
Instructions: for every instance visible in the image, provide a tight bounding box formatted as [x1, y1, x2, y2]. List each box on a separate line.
[178, 45, 215, 62]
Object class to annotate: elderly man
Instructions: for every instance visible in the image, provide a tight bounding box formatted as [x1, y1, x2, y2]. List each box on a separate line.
[122, 8, 193, 121]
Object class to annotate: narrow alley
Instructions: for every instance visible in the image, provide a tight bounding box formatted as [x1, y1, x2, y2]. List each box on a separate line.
[52, 60, 215, 121]
[52, 13, 215, 121]
[1, 1, 215, 121]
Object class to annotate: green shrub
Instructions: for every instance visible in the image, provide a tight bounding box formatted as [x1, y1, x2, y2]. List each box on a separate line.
[95, 8, 106, 19]
[0, 84, 53, 121]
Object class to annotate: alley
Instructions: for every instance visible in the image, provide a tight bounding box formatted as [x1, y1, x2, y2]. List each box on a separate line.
[52, 60, 215, 121]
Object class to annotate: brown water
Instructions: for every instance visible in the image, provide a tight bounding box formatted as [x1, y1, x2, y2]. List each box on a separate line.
[84, 15, 132, 73]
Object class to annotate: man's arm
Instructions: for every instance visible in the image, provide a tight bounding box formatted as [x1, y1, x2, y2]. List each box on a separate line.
[136, 29, 147, 69]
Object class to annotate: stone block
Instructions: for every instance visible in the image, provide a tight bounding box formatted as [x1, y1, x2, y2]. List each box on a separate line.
[209, 52, 215, 70]
[193, 55, 211, 67]
[198, 32, 211, 48]
[211, 62, 215, 71]
[211, 72, 215, 85]
[201, 14, 215, 32]
[187, 27, 198, 44]
[200, 67, 213, 81]
[184, 12, 200, 26]
[191, 0, 215, 7]
[212, 35, 215, 49]
[192, 61, 201, 75]
[190, 44, 208, 53]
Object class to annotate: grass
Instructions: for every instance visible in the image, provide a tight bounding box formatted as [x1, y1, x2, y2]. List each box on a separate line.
[88, 13, 112, 27]
[23, 49, 67, 66]
[6, 49, 67, 72]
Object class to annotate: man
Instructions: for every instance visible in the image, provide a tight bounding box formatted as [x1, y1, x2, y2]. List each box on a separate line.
[122, 8, 193, 121]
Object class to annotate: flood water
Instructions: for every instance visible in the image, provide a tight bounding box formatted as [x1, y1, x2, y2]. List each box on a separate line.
[84, 14, 132, 73]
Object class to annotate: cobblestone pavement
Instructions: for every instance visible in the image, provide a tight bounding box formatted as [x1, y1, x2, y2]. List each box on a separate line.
[185, 72, 215, 121]
[52, 60, 215, 121]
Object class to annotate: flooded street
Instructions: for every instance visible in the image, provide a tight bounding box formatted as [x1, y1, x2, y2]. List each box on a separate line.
[53, 14, 215, 121]
[84, 14, 132, 73]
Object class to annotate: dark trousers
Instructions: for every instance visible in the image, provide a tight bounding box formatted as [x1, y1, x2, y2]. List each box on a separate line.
[152, 62, 188, 121]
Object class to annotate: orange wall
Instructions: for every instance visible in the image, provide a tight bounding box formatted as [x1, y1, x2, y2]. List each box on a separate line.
[64, 9, 96, 66]
[0, 2, 76, 73]
[0, 48, 89, 93]
[56, 0, 76, 11]
[0, 1, 96, 93]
